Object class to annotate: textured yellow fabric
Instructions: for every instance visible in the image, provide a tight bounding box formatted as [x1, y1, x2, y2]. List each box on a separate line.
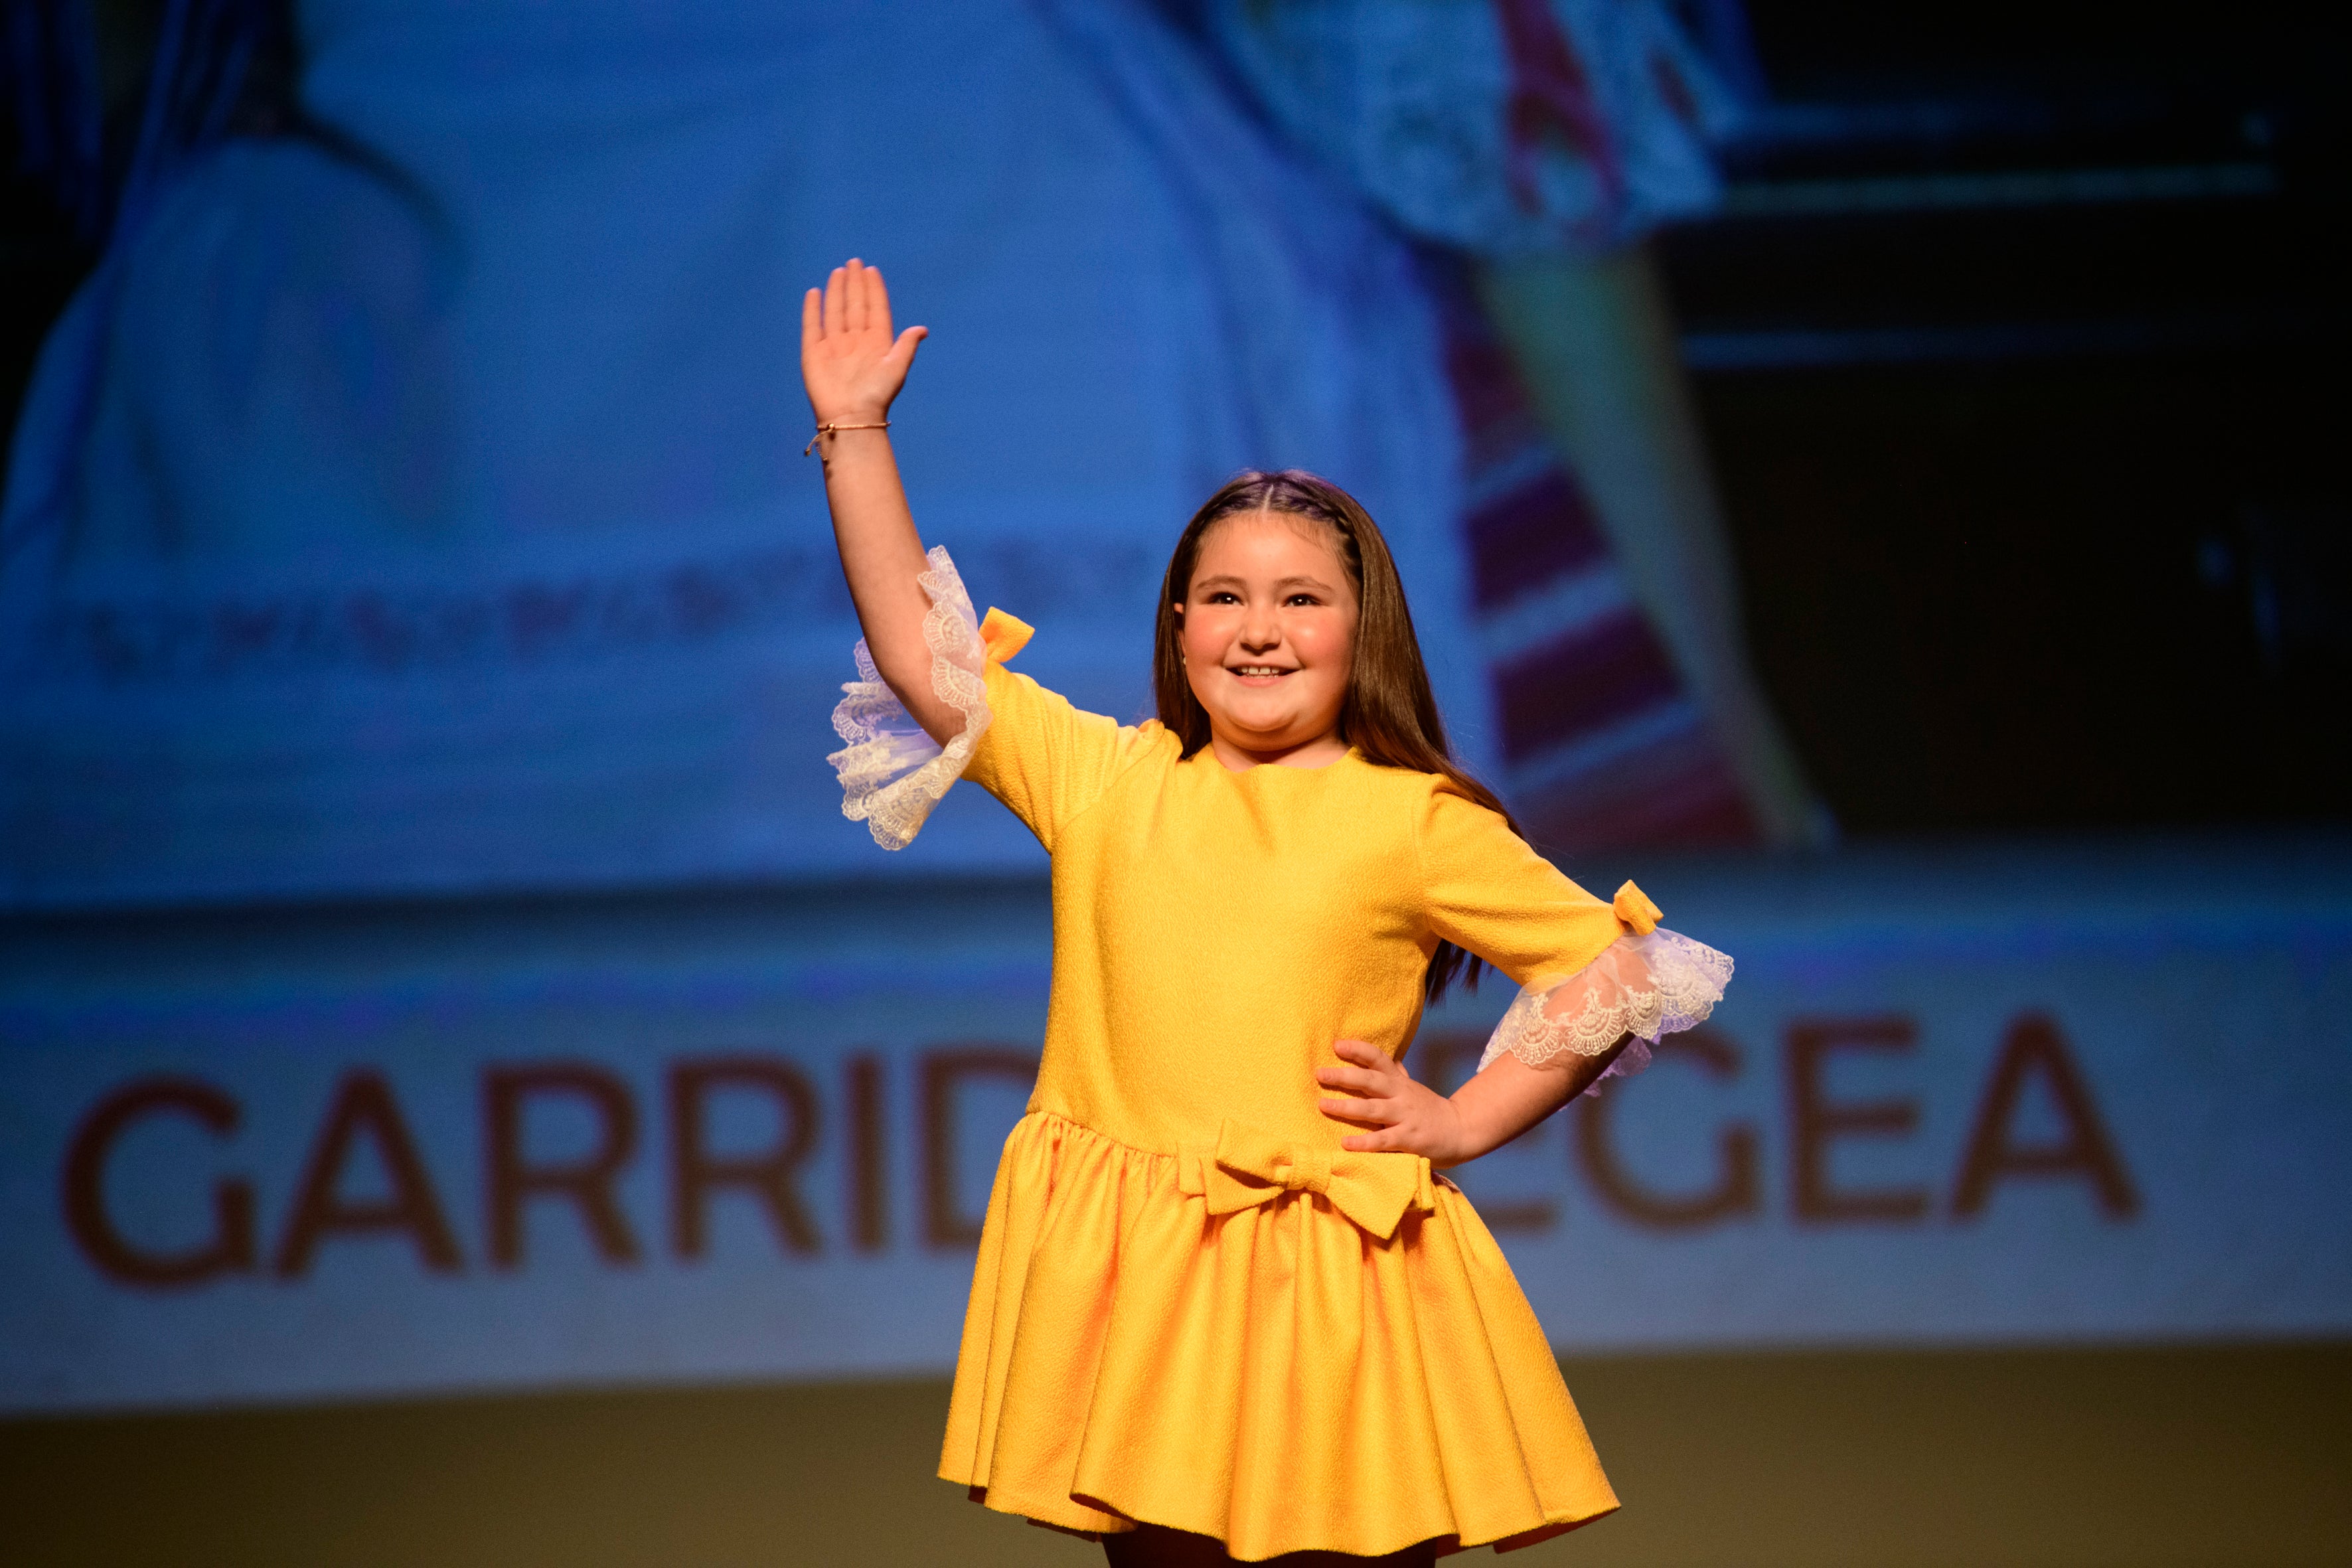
[939, 644, 1638, 1560]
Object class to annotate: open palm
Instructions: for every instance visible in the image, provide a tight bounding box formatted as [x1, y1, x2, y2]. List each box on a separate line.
[801, 258, 927, 426]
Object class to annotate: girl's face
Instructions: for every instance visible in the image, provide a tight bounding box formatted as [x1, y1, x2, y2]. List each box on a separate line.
[1177, 510, 1358, 769]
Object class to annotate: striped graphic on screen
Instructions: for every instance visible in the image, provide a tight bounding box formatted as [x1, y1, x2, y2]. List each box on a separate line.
[1433, 266, 1757, 853]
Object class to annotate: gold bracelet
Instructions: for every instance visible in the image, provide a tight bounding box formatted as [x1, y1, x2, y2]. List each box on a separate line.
[804, 420, 890, 456]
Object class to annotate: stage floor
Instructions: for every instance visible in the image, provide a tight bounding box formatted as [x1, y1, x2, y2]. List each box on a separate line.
[5, 1340, 2347, 1567]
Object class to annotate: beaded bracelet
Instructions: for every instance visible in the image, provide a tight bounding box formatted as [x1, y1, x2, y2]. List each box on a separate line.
[803, 420, 890, 456]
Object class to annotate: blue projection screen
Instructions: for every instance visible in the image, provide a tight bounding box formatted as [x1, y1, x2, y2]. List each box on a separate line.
[0, 0, 1486, 909]
[4, 843, 2346, 1413]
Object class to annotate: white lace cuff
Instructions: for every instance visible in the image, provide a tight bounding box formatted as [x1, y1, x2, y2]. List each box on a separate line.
[1475, 929, 1734, 1095]
[826, 546, 990, 850]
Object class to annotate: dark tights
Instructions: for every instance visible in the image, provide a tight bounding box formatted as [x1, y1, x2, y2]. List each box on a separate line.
[1103, 1523, 1440, 1567]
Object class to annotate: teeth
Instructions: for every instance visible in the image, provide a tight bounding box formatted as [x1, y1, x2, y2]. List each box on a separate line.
[1233, 666, 1289, 676]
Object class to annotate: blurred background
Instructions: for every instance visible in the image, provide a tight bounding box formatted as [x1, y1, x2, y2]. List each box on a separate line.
[1, 2, 2347, 1564]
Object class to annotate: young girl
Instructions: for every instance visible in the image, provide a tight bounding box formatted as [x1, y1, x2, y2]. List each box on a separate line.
[805, 260, 1731, 1565]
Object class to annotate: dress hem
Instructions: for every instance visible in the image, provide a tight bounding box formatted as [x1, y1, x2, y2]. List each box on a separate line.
[940, 1471, 1620, 1559]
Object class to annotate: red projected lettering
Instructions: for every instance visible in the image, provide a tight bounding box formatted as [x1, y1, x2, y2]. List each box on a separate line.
[844, 1054, 890, 1252]
[50, 1014, 2142, 1294]
[666, 1057, 823, 1258]
[485, 1063, 643, 1267]
[1786, 1017, 1930, 1225]
[1576, 1028, 1759, 1229]
[62, 1077, 256, 1288]
[1952, 1013, 2140, 1219]
[274, 1070, 463, 1276]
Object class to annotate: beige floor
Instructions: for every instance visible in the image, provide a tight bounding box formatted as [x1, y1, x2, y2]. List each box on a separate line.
[5, 1342, 2347, 1567]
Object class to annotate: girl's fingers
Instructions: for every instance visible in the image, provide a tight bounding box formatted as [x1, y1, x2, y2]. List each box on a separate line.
[880, 327, 922, 383]
[812, 259, 914, 354]
[1318, 1096, 1397, 1126]
[1315, 1065, 1383, 1095]
[1331, 1038, 1391, 1071]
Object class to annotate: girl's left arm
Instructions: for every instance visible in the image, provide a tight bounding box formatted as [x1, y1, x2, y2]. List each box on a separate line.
[1318, 1036, 1622, 1168]
[1315, 782, 1732, 1166]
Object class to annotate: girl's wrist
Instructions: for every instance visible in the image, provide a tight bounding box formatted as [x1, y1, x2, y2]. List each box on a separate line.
[1434, 1094, 1487, 1168]
[809, 403, 892, 426]
[1447, 1083, 1532, 1167]
[803, 418, 893, 458]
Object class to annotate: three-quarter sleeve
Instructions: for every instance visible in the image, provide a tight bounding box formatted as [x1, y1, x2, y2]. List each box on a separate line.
[1417, 784, 1628, 988]
[1417, 783, 1732, 1096]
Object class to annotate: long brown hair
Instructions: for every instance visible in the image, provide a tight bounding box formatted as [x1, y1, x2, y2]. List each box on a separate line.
[1153, 469, 1523, 1003]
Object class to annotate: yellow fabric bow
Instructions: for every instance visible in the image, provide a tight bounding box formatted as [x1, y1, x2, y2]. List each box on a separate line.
[980, 607, 1033, 666]
[1184, 1121, 1437, 1242]
[1613, 880, 1662, 935]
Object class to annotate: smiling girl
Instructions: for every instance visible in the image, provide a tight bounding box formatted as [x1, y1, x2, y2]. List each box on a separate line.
[807, 260, 1731, 1565]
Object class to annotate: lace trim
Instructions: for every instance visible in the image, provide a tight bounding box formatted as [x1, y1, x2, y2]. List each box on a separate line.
[1475, 929, 1734, 1095]
[826, 546, 990, 850]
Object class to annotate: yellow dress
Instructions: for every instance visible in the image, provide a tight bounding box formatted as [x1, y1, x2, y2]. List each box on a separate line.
[920, 621, 1647, 1560]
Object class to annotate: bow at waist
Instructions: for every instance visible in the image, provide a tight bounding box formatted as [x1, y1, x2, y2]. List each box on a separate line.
[1176, 1121, 1437, 1242]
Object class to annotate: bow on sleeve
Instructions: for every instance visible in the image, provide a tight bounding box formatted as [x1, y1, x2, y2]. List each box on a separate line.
[980, 608, 1032, 665]
[1612, 880, 1661, 935]
[1179, 1121, 1438, 1242]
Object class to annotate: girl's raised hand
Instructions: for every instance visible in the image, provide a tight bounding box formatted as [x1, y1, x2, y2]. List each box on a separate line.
[1316, 1039, 1476, 1166]
[801, 258, 927, 426]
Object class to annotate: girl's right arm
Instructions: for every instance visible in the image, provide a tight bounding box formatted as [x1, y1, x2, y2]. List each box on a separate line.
[801, 258, 959, 744]
[807, 261, 1154, 853]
